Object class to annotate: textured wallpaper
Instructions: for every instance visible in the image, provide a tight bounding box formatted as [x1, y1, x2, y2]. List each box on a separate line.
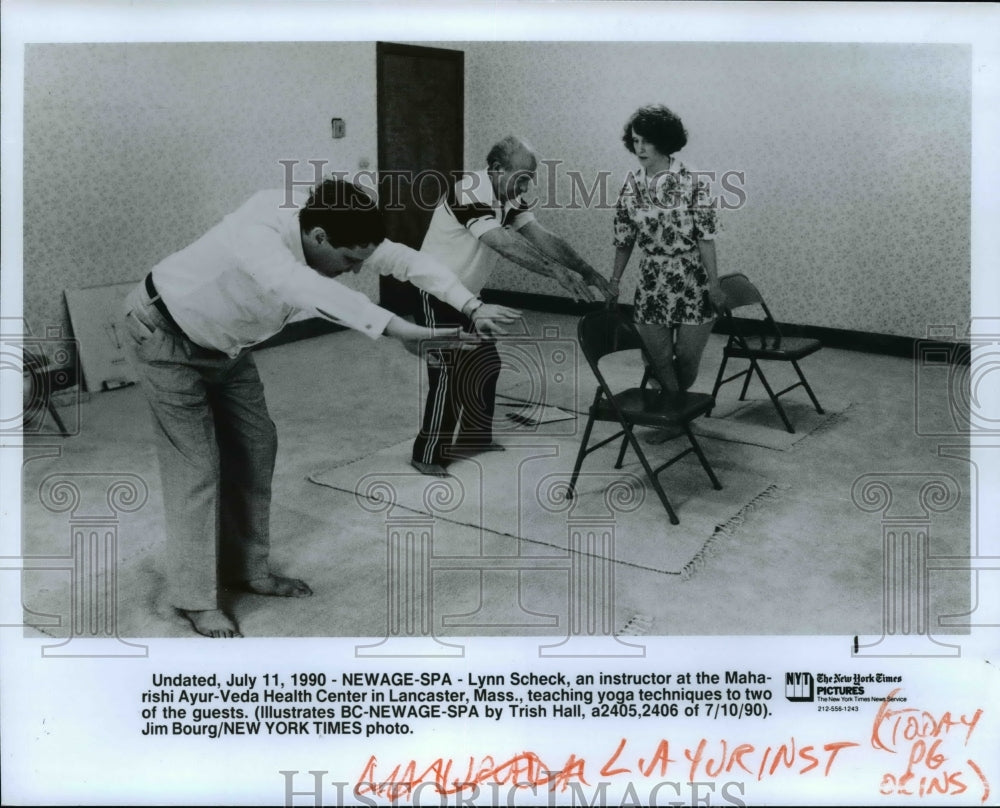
[462, 42, 971, 340]
[21, 41, 970, 370]
[22, 42, 380, 362]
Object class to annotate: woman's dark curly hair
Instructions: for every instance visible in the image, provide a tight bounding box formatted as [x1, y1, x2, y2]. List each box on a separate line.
[622, 104, 688, 156]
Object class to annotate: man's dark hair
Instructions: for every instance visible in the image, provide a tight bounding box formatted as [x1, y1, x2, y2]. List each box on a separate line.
[622, 105, 688, 156]
[299, 178, 386, 247]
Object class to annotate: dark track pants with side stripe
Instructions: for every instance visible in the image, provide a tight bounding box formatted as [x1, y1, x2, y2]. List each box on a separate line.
[411, 289, 501, 466]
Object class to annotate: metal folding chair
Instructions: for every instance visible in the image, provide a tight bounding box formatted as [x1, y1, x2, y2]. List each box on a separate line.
[568, 308, 721, 526]
[710, 272, 824, 433]
[22, 349, 71, 437]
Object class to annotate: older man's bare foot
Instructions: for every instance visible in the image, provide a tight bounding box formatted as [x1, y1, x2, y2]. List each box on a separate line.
[410, 459, 450, 477]
[180, 608, 242, 638]
[243, 573, 313, 598]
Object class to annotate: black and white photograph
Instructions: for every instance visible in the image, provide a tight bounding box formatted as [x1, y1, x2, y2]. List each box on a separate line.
[2, 2, 998, 805]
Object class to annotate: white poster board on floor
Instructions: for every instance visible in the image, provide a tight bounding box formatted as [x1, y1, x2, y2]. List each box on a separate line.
[64, 281, 138, 392]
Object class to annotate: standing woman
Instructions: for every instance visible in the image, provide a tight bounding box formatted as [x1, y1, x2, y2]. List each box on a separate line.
[608, 104, 726, 441]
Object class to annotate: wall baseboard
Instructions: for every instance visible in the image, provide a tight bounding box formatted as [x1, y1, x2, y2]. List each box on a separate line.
[51, 289, 969, 395]
[480, 288, 971, 364]
[157, 290, 975, 364]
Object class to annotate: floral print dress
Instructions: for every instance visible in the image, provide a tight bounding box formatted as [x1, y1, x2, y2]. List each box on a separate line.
[613, 159, 720, 326]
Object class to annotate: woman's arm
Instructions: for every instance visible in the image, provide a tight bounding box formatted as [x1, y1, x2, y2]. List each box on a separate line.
[607, 244, 634, 299]
[697, 239, 726, 312]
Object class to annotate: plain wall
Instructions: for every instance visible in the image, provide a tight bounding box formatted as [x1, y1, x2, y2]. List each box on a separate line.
[463, 42, 971, 339]
[21, 41, 970, 367]
[23, 41, 380, 351]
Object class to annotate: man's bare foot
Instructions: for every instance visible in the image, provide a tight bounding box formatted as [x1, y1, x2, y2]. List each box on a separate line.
[179, 608, 242, 638]
[645, 425, 686, 444]
[243, 573, 313, 598]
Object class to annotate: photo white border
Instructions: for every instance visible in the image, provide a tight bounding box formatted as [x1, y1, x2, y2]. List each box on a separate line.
[2, 2, 998, 805]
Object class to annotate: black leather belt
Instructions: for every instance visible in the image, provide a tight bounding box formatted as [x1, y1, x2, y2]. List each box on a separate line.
[144, 273, 184, 335]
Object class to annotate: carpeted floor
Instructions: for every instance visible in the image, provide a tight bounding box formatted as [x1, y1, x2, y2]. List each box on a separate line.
[309, 434, 778, 576]
[18, 309, 972, 639]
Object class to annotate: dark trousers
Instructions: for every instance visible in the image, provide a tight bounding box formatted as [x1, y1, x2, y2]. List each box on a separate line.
[411, 290, 501, 465]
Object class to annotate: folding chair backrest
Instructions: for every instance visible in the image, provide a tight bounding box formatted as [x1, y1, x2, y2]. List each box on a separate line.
[718, 273, 782, 349]
[577, 309, 644, 368]
[719, 273, 764, 310]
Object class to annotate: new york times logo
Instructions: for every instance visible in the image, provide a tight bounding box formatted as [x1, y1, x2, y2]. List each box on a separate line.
[784, 672, 814, 702]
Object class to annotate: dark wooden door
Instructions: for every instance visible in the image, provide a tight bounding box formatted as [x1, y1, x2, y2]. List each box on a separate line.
[376, 42, 464, 315]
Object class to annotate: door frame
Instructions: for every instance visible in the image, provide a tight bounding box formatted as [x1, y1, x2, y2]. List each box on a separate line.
[376, 41, 465, 183]
[375, 42, 465, 314]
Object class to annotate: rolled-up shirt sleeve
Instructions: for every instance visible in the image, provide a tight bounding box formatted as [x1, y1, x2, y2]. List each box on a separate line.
[365, 240, 477, 312]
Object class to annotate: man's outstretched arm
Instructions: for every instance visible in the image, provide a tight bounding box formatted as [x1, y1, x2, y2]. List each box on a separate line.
[382, 315, 474, 356]
[368, 240, 521, 336]
[478, 227, 596, 302]
[517, 220, 614, 299]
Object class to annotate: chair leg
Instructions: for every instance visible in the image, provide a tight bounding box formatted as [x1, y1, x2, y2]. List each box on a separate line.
[738, 361, 755, 401]
[710, 355, 728, 403]
[753, 363, 795, 433]
[568, 413, 597, 499]
[622, 427, 679, 525]
[615, 368, 653, 468]
[639, 366, 652, 391]
[683, 424, 722, 490]
[46, 399, 70, 437]
[793, 360, 825, 414]
[614, 428, 631, 469]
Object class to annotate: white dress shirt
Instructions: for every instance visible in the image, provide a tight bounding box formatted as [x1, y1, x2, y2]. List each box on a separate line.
[151, 189, 477, 356]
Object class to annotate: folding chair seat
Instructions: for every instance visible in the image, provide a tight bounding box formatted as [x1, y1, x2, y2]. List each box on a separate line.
[568, 308, 721, 526]
[710, 272, 824, 433]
